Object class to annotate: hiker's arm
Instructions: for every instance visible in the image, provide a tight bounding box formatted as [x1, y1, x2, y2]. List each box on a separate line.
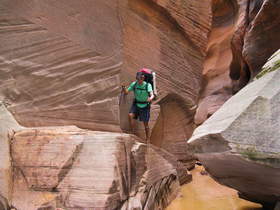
[147, 91, 154, 102]
[147, 83, 154, 102]
[124, 81, 137, 95]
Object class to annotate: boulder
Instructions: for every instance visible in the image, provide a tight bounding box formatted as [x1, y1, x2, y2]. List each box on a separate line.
[188, 51, 280, 206]
[0, 102, 23, 207]
[12, 128, 189, 210]
[150, 94, 196, 169]
[0, 98, 189, 210]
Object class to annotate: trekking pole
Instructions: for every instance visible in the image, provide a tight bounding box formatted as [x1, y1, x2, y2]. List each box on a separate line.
[119, 85, 127, 106]
[119, 88, 124, 106]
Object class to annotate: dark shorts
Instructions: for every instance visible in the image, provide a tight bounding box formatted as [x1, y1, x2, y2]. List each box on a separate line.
[129, 102, 150, 122]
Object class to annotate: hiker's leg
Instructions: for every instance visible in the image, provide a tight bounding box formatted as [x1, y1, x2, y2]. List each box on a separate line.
[143, 121, 150, 141]
[128, 102, 138, 134]
[139, 105, 150, 141]
[128, 113, 136, 134]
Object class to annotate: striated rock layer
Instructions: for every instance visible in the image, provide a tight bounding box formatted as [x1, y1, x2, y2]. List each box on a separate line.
[118, 0, 211, 162]
[12, 128, 187, 210]
[194, 0, 238, 125]
[0, 0, 212, 162]
[150, 94, 196, 169]
[188, 52, 280, 207]
[0, 102, 190, 210]
[0, 8, 121, 132]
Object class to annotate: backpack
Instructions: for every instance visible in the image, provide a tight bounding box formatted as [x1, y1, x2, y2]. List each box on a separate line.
[133, 68, 157, 97]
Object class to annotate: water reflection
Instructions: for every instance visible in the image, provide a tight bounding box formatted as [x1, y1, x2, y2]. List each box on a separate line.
[166, 166, 262, 210]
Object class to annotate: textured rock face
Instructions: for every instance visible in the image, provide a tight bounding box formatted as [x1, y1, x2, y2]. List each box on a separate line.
[0, 0, 210, 135]
[150, 94, 196, 168]
[188, 52, 280, 205]
[150, 0, 212, 53]
[0, 1, 121, 131]
[0, 101, 190, 210]
[0, 103, 23, 207]
[196, 0, 280, 126]
[11, 128, 186, 210]
[0, 0, 213, 164]
[118, 0, 211, 162]
[230, 0, 280, 90]
[194, 0, 238, 125]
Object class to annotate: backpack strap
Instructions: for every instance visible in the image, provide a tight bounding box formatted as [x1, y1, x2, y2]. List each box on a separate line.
[132, 82, 150, 104]
[133, 82, 149, 93]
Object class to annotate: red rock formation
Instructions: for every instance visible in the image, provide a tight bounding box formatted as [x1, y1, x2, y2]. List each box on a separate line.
[0, 0, 213, 164]
[194, 0, 238, 125]
[11, 128, 188, 210]
[230, 0, 280, 90]
[150, 0, 212, 54]
[0, 101, 190, 210]
[189, 51, 280, 207]
[0, 103, 23, 207]
[0, 9, 122, 132]
[0, 0, 210, 129]
[195, 0, 280, 125]
[118, 0, 212, 162]
[150, 94, 196, 168]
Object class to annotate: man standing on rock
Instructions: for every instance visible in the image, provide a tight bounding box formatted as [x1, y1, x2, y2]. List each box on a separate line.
[122, 72, 154, 141]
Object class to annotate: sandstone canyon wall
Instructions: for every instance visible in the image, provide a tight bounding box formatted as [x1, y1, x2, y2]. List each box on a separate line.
[0, 0, 212, 209]
[195, 0, 280, 126]
[0, 0, 213, 163]
[230, 0, 280, 89]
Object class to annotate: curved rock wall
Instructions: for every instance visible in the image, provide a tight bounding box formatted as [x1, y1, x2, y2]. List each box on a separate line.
[195, 0, 280, 125]
[194, 0, 238, 125]
[0, 0, 211, 139]
[230, 0, 280, 90]
[150, 94, 196, 168]
[118, 0, 212, 161]
[0, 0, 214, 166]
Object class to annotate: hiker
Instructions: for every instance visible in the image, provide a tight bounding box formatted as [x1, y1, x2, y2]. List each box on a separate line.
[122, 71, 154, 141]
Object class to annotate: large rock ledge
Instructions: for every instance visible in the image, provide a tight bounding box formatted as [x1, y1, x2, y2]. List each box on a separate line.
[188, 52, 280, 207]
[0, 102, 190, 210]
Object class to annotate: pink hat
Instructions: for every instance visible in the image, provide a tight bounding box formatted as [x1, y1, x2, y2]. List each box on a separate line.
[139, 68, 152, 74]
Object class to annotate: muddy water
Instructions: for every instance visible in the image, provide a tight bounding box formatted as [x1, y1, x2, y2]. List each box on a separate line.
[166, 166, 262, 210]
